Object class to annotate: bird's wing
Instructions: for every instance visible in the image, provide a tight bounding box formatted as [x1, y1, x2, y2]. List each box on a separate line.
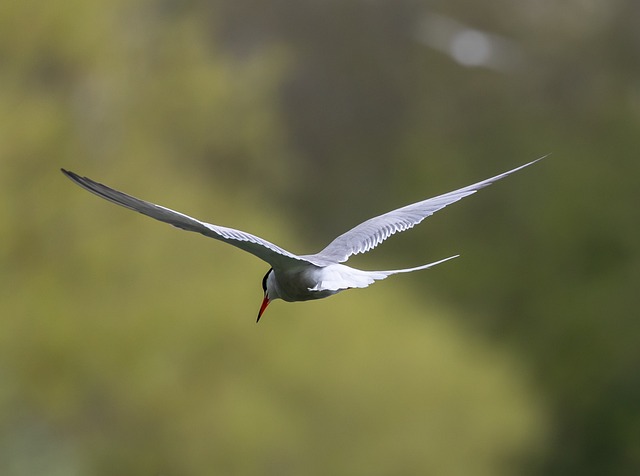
[312, 157, 545, 264]
[62, 169, 320, 268]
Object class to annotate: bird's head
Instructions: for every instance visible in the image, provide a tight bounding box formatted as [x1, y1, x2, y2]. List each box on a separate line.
[257, 268, 276, 322]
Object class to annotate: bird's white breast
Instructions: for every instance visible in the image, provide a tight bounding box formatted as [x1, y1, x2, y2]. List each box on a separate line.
[271, 263, 380, 302]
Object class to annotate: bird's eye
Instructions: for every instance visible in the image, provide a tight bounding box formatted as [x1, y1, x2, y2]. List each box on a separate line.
[261, 268, 272, 292]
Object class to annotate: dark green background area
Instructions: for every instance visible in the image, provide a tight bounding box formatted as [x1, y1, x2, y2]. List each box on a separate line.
[2, 1, 638, 474]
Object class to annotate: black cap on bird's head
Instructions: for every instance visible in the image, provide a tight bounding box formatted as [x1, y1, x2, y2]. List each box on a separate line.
[257, 268, 273, 322]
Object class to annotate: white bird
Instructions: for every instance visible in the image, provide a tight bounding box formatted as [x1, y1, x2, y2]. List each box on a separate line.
[61, 157, 543, 321]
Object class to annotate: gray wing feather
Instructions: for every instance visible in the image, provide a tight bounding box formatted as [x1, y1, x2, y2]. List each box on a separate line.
[61, 169, 318, 268]
[312, 157, 544, 263]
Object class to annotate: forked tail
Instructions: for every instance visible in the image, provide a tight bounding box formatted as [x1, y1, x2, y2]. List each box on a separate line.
[310, 255, 460, 292]
[373, 254, 460, 278]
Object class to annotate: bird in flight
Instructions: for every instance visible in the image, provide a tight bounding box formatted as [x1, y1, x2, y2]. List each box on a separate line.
[62, 157, 543, 321]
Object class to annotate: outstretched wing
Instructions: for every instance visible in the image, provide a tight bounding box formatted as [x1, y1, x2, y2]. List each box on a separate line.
[62, 169, 320, 268]
[312, 157, 545, 264]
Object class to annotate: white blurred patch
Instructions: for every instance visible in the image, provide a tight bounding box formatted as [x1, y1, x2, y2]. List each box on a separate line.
[415, 12, 526, 73]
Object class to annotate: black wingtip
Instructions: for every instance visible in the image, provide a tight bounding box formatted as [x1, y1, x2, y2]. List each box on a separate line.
[61, 168, 78, 181]
[61, 169, 97, 190]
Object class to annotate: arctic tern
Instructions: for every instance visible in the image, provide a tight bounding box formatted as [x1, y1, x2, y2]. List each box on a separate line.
[62, 157, 543, 321]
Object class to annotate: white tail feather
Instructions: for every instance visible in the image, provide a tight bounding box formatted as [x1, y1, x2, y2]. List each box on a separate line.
[309, 255, 459, 292]
[376, 254, 460, 277]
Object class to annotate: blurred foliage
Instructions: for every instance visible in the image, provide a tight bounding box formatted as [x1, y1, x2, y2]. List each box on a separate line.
[1, 0, 639, 475]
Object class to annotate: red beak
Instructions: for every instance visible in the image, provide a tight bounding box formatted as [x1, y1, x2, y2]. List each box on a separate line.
[257, 296, 270, 322]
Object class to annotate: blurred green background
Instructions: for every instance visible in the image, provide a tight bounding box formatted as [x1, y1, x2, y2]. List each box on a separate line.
[2, 0, 639, 475]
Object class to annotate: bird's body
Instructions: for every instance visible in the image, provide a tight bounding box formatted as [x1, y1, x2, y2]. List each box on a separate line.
[265, 263, 328, 302]
[62, 157, 543, 321]
[264, 256, 458, 303]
